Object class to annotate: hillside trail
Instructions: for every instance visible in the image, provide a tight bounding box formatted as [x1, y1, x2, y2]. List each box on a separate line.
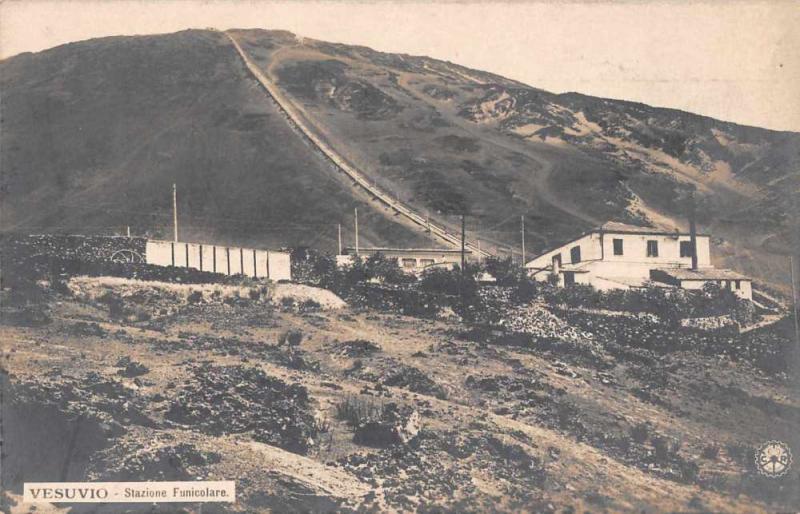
[393, 71, 603, 228]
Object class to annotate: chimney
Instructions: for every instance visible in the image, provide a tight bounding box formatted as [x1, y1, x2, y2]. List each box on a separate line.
[689, 192, 698, 270]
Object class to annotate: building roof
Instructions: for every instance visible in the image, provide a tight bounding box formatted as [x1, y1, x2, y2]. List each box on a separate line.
[597, 221, 707, 237]
[653, 267, 750, 281]
[344, 247, 472, 255]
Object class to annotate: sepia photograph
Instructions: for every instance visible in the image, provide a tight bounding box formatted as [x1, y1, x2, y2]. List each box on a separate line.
[0, 1, 798, 512]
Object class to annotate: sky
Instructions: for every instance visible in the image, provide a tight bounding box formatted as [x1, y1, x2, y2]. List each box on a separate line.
[1, 0, 798, 131]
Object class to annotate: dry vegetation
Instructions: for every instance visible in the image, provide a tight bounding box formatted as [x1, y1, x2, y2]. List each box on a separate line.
[2, 257, 797, 513]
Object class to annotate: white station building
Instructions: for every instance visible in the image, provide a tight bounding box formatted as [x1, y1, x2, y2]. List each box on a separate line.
[524, 222, 752, 299]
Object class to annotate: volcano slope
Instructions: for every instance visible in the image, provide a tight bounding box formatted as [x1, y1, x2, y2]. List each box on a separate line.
[0, 30, 430, 251]
[2, 28, 798, 285]
[228, 29, 799, 286]
[2, 277, 798, 512]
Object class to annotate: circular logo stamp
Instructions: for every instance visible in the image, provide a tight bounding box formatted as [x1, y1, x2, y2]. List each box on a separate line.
[755, 441, 792, 477]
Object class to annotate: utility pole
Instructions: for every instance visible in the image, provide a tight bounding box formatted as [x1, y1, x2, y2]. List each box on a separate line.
[337, 223, 342, 255]
[460, 214, 466, 273]
[172, 183, 179, 242]
[126, 226, 131, 238]
[521, 215, 526, 265]
[354, 208, 359, 256]
[688, 191, 698, 270]
[792, 255, 800, 347]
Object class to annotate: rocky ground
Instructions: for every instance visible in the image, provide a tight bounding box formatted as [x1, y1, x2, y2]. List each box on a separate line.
[1, 276, 798, 513]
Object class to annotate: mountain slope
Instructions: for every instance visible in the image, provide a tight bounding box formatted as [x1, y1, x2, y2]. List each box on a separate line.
[2, 29, 797, 285]
[0, 30, 430, 250]
[228, 28, 799, 285]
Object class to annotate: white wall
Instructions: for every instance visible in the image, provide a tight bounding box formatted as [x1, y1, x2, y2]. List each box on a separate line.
[525, 233, 598, 277]
[145, 240, 291, 281]
[600, 233, 710, 268]
[526, 232, 711, 282]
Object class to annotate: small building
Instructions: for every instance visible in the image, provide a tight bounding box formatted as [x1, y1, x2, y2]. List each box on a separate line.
[649, 268, 752, 299]
[524, 222, 751, 299]
[337, 247, 472, 274]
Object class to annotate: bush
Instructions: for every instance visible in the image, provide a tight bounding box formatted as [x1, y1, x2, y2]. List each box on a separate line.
[278, 329, 304, 347]
[419, 266, 478, 299]
[630, 422, 650, 444]
[365, 253, 415, 285]
[679, 459, 700, 483]
[335, 395, 384, 427]
[482, 257, 518, 286]
[651, 435, 671, 463]
[701, 444, 720, 460]
[98, 291, 126, 319]
[299, 299, 321, 312]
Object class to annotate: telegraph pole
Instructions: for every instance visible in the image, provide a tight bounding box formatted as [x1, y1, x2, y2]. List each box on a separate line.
[688, 190, 698, 270]
[126, 226, 131, 238]
[172, 183, 178, 242]
[337, 223, 342, 255]
[521, 215, 526, 265]
[460, 214, 466, 273]
[354, 208, 359, 256]
[792, 256, 800, 347]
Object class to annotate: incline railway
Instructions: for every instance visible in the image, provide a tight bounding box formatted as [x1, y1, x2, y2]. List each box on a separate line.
[224, 31, 492, 259]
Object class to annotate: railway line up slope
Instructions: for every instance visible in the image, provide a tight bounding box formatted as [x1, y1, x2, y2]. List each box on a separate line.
[224, 31, 491, 259]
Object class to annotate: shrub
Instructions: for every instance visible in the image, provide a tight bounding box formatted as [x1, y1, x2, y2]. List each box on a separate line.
[630, 422, 650, 444]
[726, 443, 755, 469]
[187, 290, 204, 304]
[701, 444, 720, 460]
[278, 329, 304, 347]
[419, 266, 478, 300]
[398, 289, 441, 318]
[679, 459, 700, 483]
[365, 253, 415, 285]
[299, 299, 322, 312]
[512, 276, 539, 304]
[651, 435, 671, 463]
[482, 257, 517, 286]
[335, 395, 384, 427]
[98, 291, 126, 319]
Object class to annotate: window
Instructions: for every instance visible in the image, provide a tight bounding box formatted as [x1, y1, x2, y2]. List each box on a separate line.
[552, 254, 562, 267]
[613, 238, 624, 255]
[570, 246, 581, 264]
[564, 271, 576, 286]
[735, 280, 741, 290]
[646, 240, 659, 257]
[680, 241, 693, 258]
[419, 259, 435, 268]
[401, 258, 417, 268]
